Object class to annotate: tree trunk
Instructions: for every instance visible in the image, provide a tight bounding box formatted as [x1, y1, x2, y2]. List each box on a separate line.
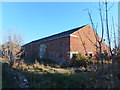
[9, 52, 15, 67]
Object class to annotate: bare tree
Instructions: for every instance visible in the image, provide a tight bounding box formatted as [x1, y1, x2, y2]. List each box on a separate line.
[86, 0, 119, 88]
[112, 16, 117, 51]
[105, 0, 112, 56]
[2, 32, 24, 67]
[87, 1, 105, 68]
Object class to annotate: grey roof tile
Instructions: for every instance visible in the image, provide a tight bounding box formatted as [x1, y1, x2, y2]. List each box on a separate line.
[23, 25, 87, 46]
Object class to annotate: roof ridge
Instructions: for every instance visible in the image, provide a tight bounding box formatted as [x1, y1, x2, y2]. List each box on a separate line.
[23, 24, 87, 46]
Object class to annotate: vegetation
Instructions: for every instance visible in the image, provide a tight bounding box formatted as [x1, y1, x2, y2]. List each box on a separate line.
[68, 53, 93, 68]
[23, 71, 94, 88]
[2, 56, 119, 88]
[2, 32, 23, 67]
[1, 0, 120, 89]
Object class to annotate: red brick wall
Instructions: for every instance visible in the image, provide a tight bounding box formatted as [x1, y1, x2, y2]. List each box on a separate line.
[24, 36, 70, 64]
[23, 25, 110, 63]
[45, 36, 70, 63]
[70, 25, 109, 58]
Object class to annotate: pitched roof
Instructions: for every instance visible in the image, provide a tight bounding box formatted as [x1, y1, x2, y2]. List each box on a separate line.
[23, 24, 87, 46]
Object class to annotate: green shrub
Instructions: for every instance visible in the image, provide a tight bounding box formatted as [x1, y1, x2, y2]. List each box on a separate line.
[69, 53, 93, 67]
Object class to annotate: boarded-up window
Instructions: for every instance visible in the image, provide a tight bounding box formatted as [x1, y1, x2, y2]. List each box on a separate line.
[39, 44, 47, 59]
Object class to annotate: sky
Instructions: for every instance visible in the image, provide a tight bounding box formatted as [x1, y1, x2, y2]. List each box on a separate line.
[1, 2, 118, 46]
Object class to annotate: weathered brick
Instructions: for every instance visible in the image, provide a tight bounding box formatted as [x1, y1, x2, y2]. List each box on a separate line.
[23, 25, 109, 64]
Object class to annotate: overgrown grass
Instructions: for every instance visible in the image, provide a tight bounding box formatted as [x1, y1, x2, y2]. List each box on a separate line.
[22, 71, 94, 88]
[2, 63, 17, 88]
[1, 57, 119, 88]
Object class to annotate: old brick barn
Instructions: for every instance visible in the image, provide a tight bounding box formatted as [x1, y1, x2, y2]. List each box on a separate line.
[23, 24, 109, 64]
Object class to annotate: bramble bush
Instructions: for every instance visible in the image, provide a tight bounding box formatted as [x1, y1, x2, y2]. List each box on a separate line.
[68, 53, 93, 68]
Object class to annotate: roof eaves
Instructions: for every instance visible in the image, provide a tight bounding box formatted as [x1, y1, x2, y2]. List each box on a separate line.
[22, 24, 87, 47]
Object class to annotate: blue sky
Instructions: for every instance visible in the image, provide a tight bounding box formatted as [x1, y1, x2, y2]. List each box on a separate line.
[2, 2, 118, 46]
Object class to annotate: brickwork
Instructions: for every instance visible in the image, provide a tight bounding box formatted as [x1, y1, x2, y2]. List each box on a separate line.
[70, 25, 109, 58]
[23, 25, 109, 63]
[24, 36, 70, 63]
